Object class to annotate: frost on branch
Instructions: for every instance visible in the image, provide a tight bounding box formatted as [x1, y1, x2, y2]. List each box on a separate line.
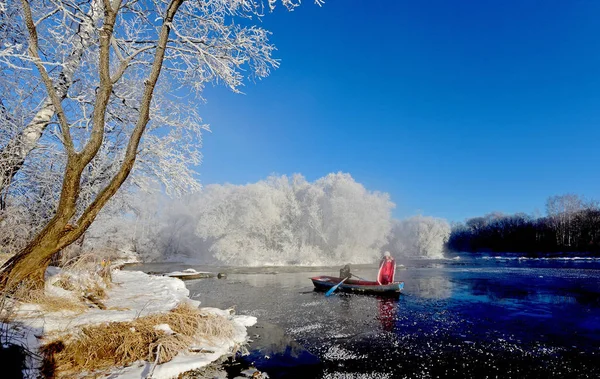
[385, 216, 451, 259]
[1, 0, 317, 234]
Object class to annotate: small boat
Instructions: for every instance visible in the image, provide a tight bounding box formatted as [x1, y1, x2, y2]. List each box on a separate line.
[310, 276, 404, 296]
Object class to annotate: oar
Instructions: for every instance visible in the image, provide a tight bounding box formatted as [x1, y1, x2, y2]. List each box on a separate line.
[325, 277, 349, 297]
[350, 273, 369, 281]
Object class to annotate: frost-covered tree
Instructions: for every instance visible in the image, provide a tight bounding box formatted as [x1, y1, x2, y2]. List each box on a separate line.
[86, 172, 457, 265]
[546, 193, 585, 247]
[136, 173, 394, 266]
[0, 0, 323, 291]
[195, 173, 394, 265]
[386, 215, 450, 258]
[81, 187, 167, 258]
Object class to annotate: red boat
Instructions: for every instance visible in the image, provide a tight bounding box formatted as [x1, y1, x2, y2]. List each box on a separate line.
[310, 276, 404, 296]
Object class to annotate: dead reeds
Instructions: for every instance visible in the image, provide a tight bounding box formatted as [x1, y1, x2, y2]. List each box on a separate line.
[41, 303, 236, 378]
[0, 282, 85, 320]
[24, 290, 86, 313]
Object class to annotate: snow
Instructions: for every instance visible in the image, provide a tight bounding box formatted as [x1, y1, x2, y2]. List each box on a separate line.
[113, 312, 256, 379]
[322, 372, 391, 379]
[154, 324, 175, 335]
[15, 270, 196, 332]
[235, 315, 259, 327]
[288, 323, 323, 334]
[8, 267, 255, 378]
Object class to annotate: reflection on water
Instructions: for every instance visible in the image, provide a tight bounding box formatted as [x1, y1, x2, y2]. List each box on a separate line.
[126, 259, 600, 378]
[410, 275, 453, 299]
[231, 271, 316, 288]
[227, 322, 321, 377]
[376, 297, 396, 332]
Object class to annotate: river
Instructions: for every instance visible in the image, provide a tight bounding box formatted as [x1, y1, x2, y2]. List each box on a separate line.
[126, 257, 600, 378]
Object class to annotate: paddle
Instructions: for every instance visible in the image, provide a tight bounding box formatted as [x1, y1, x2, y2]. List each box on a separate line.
[350, 273, 369, 281]
[325, 277, 349, 297]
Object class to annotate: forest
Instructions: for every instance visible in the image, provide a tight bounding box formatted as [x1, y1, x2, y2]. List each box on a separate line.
[447, 194, 600, 256]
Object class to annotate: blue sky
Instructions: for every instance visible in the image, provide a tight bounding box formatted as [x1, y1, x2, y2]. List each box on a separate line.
[194, 0, 600, 222]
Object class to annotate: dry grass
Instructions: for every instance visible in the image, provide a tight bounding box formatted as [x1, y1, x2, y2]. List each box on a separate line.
[51, 253, 114, 310]
[54, 253, 113, 287]
[0, 282, 25, 325]
[0, 252, 12, 267]
[60, 253, 107, 273]
[52, 276, 76, 292]
[24, 290, 86, 314]
[83, 280, 107, 300]
[42, 303, 236, 378]
[50, 272, 109, 310]
[1, 253, 114, 317]
[0, 282, 85, 322]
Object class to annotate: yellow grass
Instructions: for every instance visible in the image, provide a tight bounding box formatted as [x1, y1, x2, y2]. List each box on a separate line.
[0, 252, 12, 267]
[41, 303, 236, 378]
[25, 290, 86, 313]
[51, 254, 113, 310]
[0, 283, 85, 321]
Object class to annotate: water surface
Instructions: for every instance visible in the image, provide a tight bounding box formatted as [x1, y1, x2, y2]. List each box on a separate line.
[128, 258, 600, 378]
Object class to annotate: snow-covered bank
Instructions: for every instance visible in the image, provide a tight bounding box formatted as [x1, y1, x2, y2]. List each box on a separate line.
[113, 307, 256, 379]
[5, 267, 255, 378]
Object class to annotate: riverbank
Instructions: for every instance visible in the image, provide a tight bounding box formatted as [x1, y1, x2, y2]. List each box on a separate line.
[0, 258, 256, 378]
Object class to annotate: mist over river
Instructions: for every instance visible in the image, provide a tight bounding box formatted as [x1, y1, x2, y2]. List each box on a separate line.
[127, 257, 600, 378]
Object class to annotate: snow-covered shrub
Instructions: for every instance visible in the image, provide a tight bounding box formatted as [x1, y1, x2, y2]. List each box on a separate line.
[385, 215, 450, 259]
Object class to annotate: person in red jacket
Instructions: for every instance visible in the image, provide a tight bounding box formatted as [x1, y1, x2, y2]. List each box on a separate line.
[377, 251, 396, 285]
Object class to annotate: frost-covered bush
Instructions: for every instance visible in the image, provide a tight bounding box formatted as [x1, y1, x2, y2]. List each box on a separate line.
[130, 173, 392, 265]
[85, 173, 453, 265]
[192, 173, 394, 265]
[385, 215, 450, 259]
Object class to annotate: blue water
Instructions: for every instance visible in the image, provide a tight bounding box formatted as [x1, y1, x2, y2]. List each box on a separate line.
[128, 257, 600, 378]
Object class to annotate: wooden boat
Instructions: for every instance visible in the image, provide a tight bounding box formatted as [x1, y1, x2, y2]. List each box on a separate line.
[310, 276, 404, 296]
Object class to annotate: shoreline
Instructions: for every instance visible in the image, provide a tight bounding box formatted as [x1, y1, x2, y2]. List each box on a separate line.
[2, 261, 256, 379]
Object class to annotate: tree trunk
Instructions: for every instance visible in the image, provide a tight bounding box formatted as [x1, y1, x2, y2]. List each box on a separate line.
[0, 219, 71, 291]
[0, 244, 55, 291]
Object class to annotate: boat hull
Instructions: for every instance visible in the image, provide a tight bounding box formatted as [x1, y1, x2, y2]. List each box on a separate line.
[311, 276, 404, 296]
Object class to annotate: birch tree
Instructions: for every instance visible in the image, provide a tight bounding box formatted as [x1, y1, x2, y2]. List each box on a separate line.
[0, 0, 323, 291]
[546, 193, 584, 247]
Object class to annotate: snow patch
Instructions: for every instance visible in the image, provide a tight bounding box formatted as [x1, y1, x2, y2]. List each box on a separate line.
[301, 301, 321, 307]
[154, 324, 175, 335]
[8, 267, 253, 378]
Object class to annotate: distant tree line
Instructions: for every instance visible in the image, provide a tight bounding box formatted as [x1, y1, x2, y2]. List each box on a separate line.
[447, 194, 600, 256]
